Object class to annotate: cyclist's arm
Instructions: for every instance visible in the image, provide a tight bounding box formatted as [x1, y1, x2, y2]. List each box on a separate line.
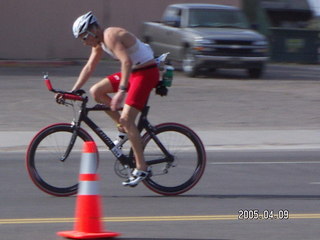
[104, 29, 133, 88]
[71, 46, 103, 91]
[105, 29, 133, 110]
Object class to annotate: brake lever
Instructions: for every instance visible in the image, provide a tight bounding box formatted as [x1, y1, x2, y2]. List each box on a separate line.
[55, 94, 66, 105]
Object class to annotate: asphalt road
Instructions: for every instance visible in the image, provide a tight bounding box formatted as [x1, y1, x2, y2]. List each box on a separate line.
[1, 62, 320, 240]
[2, 150, 320, 240]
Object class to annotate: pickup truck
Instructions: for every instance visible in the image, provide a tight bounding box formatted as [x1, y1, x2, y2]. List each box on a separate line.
[142, 4, 269, 78]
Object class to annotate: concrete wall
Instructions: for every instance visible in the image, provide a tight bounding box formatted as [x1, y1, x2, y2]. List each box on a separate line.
[0, 0, 239, 60]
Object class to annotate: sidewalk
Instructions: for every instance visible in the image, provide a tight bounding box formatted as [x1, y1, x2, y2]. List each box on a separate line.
[1, 129, 320, 152]
[199, 129, 320, 150]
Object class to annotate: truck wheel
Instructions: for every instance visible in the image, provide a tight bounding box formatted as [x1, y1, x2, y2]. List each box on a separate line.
[182, 51, 199, 77]
[248, 68, 263, 79]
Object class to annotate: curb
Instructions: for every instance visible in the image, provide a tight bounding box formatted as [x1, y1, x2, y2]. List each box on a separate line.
[0, 60, 79, 67]
[1, 130, 320, 153]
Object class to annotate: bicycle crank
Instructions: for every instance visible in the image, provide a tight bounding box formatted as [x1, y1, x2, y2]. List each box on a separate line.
[114, 160, 132, 179]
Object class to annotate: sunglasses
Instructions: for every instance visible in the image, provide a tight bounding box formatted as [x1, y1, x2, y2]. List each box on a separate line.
[82, 31, 96, 41]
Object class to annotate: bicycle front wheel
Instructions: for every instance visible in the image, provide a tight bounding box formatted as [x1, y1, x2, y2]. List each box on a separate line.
[26, 123, 94, 196]
[142, 123, 206, 196]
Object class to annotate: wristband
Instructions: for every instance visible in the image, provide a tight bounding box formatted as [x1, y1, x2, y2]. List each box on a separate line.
[119, 85, 127, 91]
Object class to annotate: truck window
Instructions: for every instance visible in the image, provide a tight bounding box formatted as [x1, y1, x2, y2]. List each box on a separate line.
[188, 9, 249, 28]
[162, 7, 182, 27]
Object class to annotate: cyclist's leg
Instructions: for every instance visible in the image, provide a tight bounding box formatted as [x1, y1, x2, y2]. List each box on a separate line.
[120, 104, 146, 171]
[120, 68, 160, 186]
[89, 74, 122, 125]
[121, 68, 159, 171]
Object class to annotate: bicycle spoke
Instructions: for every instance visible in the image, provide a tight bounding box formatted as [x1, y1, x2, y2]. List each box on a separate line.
[26, 124, 93, 196]
[142, 123, 206, 195]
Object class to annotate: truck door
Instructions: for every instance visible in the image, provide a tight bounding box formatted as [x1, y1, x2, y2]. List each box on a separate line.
[160, 7, 184, 60]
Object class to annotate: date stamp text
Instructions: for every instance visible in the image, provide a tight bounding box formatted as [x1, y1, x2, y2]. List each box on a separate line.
[238, 209, 289, 220]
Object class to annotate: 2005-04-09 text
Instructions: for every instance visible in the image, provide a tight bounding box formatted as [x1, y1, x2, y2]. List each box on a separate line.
[238, 209, 289, 220]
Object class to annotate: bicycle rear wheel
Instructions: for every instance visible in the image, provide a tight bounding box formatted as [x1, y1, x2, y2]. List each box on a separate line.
[26, 123, 93, 196]
[142, 123, 206, 196]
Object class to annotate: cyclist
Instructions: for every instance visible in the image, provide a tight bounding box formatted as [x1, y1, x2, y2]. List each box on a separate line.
[71, 12, 159, 186]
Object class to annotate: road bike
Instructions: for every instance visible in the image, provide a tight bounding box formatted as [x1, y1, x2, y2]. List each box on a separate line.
[26, 59, 206, 197]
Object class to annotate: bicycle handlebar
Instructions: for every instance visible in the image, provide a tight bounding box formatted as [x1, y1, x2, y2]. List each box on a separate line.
[45, 78, 54, 91]
[44, 75, 86, 102]
[59, 93, 84, 102]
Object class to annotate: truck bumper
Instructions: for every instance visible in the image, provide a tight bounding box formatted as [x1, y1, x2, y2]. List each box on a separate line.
[195, 55, 269, 68]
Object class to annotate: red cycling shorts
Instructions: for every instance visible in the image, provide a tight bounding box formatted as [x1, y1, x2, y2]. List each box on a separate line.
[107, 65, 160, 111]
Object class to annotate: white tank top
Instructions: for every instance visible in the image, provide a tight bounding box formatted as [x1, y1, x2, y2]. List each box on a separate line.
[101, 39, 154, 67]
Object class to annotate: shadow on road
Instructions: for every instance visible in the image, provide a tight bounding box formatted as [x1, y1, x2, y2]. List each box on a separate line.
[169, 194, 320, 200]
[105, 194, 320, 200]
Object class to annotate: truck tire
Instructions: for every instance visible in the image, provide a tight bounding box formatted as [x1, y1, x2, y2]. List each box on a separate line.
[248, 68, 263, 79]
[182, 50, 199, 77]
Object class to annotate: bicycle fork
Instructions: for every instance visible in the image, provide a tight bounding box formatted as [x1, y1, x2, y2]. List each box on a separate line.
[59, 125, 79, 162]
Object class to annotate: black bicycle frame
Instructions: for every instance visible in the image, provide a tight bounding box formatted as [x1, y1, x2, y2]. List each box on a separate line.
[66, 99, 173, 167]
[81, 103, 132, 165]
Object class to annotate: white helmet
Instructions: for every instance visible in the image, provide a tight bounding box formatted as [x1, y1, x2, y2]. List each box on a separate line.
[72, 11, 98, 38]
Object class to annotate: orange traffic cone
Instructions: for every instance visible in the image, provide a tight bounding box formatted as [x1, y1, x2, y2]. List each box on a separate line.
[57, 141, 120, 239]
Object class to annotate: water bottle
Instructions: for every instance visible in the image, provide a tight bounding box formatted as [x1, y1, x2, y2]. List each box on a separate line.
[162, 65, 174, 87]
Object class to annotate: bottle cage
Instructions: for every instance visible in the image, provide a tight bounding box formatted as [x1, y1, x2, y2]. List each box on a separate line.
[155, 52, 172, 97]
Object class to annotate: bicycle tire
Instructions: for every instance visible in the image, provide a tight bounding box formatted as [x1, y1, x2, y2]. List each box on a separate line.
[26, 123, 94, 197]
[142, 122, 206, 196]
